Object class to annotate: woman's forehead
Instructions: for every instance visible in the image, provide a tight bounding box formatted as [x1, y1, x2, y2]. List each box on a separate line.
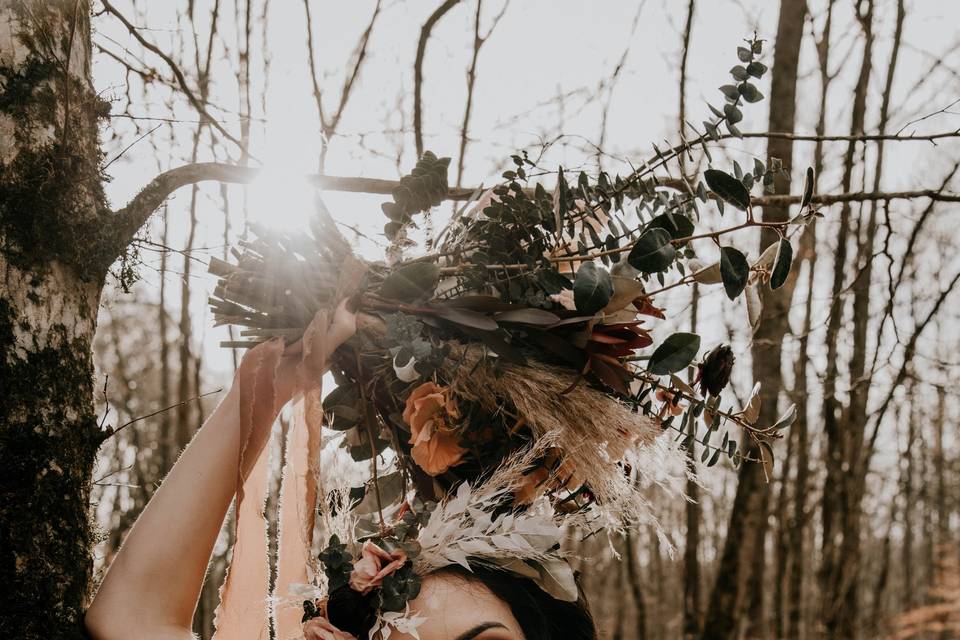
[396, 573, 522, 640]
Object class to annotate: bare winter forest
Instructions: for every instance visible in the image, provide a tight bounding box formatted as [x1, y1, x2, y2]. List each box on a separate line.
[1, 1, 960, 639]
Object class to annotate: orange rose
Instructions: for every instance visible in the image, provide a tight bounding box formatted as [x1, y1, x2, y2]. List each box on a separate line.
[348, 541, 407, 595]
[402, 382, 467, 476]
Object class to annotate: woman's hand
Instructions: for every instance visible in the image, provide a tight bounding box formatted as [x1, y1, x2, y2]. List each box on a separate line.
[272, 299, 358, 410]
[86, 299, 356, 640]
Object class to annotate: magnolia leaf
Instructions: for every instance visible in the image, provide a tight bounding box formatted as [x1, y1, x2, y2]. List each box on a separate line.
[741, 382, 762, 424]
[602, 276, 646, 313]
[690, 260, 723, 285]
[753, 242, 778, 270]
[495, 308, 562, 325]
[704, 168, 751, 211]
[771, 403, 797, 431]
[759, 441, 775, 482]
[669, 374, 697, 397]
[770, 239, 793, 290]
[572, 262, 613, 315]
[380, 263, 441, 301]
[627, 228, 676, 273]
[648, 332, 701, 375]
[720, 246, 750, 300]
[745, 283, 762, 334]
[800, 167, 815, 209]
[432, 306, 499, 331]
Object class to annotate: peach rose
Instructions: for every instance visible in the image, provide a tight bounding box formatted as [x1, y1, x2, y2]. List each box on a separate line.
[303, 616, 356, 640]
[402, 382, 467, 476]
[348, 541, 407, 595]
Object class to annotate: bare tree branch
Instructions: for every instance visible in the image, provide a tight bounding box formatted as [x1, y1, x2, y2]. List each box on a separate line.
[100, 0, 248, 155]
[112, 160, 960, 261]
[414, 0, 462, 157]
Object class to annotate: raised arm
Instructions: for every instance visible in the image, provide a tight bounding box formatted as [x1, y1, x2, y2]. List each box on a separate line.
[86, 302, 356, 639]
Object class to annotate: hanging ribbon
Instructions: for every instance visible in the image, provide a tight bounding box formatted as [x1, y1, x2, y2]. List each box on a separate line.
[213, 257, 365, 640]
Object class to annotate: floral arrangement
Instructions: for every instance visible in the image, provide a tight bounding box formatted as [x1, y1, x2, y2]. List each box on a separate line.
[209, 36, 809, 639]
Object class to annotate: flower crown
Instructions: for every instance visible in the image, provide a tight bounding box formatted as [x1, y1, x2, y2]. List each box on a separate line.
[210, 35, 800, 640]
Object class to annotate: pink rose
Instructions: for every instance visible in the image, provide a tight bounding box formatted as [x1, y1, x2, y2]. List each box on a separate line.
[303, 616, 356, 640]
[348, 541, 407, 595]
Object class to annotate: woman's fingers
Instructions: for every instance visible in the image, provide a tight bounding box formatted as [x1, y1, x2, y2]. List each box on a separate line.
[326, 299, 358, 351]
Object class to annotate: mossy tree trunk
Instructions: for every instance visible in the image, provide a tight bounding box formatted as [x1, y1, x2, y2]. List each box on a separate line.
[0, 2, 121, 637]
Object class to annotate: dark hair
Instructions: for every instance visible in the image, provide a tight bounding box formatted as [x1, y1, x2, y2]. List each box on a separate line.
[327, 565, 596, 640]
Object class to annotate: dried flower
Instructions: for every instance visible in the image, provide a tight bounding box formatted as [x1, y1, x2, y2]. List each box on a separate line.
[348, 541, 408, 595]
[697, 345, 735, 397]
[656, 389, 684, 417]
[403, 382, 467, 476]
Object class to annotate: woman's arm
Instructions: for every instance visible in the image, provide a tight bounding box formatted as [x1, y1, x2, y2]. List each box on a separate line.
[86, 303, 355, 639]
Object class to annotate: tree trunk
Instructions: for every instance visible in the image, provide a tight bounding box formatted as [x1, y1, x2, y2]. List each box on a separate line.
[699, 2, 806, 637]
[0, 2, 116, 636]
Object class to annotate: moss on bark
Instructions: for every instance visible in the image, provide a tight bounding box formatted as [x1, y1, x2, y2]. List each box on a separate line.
[0, 299, 101, 639]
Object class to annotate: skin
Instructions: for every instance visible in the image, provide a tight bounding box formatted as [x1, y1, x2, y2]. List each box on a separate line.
[84, 302, 523, 640]
[396, 573, 524, 640]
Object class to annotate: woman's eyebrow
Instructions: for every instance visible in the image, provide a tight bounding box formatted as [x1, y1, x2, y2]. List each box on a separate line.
[455, 622, 509, 640]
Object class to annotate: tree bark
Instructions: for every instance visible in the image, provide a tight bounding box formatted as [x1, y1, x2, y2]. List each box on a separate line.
[0, 2, 114, 636]
[699, 1, 806, 637]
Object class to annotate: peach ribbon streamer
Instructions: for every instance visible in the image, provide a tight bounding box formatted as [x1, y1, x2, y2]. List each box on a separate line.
[213, 255, 365, 639]
[274, 311, 330, 639]
[213, 336, 284, 640]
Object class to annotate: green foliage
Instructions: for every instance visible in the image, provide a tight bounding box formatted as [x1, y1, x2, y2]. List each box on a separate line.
[573, 262, 613, 314]
[770, 239, 793, 290]
[628, 228, 676, 273]
[648, 333, 701, 375]
[318, 534, 355, 591]
[720, 246, 750, 299]
[381, 151, 451, 240]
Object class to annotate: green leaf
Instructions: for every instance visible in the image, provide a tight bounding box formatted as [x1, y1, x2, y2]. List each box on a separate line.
[627, 228, 676, 273]
[572, 262, 613, 315]
[645, 212, 695, 243]
[432, 306, 499, 331]
[739, 82, 763, 103]
[648, 332, 701, 375]
[746, 61, 767, 78]
[705, 169, 751, 210]
[719, 84, 740, 102]
[770, 403, 797, 431]
[800, 166, 815, 210]
[730, 65, 748, 81]
[379, 262, 440, 301]
[723, 103, 743, 124]
[719, 246, 750, 300]
[770, 239, 793, 290]
[737, 46, 752, 62]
